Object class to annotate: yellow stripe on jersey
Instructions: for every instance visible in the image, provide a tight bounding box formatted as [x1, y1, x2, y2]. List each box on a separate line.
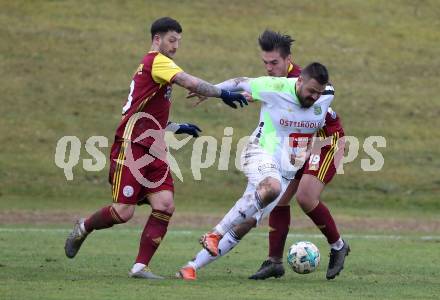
[317, 132, 338, 181]
[151, 53, 183, 84]
[317, 128, 326, 138]
[113, 112, 142, 201]
[136, 92, 156, 113]
[112, 141, 127, 202]
[321, 133, 338, 174]
[317, 132, 339, 181]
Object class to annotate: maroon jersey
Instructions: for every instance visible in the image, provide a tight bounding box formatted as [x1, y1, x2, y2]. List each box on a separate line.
[286, 63, 344, 137]
[115, 51, 183, 147]
[322, 108, 344, 137]
[287, 62, 302, 77]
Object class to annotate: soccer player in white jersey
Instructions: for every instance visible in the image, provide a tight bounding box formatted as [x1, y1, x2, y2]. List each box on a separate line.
[177, 62, 334, 280]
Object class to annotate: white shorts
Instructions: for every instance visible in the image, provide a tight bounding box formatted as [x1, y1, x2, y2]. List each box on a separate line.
[240, 143, 289, 224]
[241, 143, 281, 186]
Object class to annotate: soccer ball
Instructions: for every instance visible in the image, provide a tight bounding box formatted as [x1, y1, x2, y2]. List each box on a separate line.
[287, 241, 320, 274]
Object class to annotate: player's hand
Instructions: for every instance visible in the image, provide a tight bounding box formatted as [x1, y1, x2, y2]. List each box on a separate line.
[220, 89, 248, 109]
[175, 123, 202, 138]
[186, 91, 208, 107]
[242, 91, 255, 103]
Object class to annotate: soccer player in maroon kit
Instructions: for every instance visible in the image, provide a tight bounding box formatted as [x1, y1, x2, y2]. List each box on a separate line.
[248, 30, 350, 280]
[64, 17, 247, 279]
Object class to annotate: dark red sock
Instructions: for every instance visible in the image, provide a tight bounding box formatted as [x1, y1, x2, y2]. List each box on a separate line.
[84, 205, 125, 232]
[268, 205, 290, 259]
[135, 209, 172, 266]
[306, 201, 340, 244]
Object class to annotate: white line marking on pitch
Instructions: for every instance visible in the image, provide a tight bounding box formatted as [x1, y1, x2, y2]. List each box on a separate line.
[0, 228, 439, 240]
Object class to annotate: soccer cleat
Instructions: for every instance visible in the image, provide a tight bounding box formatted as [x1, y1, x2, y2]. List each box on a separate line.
[199, 232, 222, 256]
[326, 240, 350, 280]
[176, 265, 197, 280]
[129, 266, 164, 280]
[248, 260, 285, 280]
[64, 218, 89, 258]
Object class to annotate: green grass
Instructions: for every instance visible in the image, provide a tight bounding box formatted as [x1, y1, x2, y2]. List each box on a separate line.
[0, 226, 439, 300]
[1, 0, 440, 215]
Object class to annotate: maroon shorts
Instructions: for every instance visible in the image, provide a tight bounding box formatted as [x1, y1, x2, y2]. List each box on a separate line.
[295, 132, 345, 184]
[109, 141, 174, 205]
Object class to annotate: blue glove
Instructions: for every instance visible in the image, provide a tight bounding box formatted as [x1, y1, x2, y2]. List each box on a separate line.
[220, 89, 248, 109]
[175, 123, 202, 138]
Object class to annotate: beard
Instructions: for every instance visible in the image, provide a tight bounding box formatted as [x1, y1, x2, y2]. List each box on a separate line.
[298, 97, 315, 108]
[159, 46, 175, 59]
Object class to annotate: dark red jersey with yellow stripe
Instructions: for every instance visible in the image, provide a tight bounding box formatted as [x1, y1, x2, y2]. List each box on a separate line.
[286, 63, 344, 137]
[287, 62, 302, 78]
[115, 51, 183, 147]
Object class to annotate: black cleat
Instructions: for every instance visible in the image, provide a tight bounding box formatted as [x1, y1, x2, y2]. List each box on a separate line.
[248, 260, 285, 280]
[326, 240, 350, 280]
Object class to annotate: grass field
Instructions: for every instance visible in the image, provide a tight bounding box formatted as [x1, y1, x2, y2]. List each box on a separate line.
[1, 0, 440, 299]
[1, 227, 439, 300]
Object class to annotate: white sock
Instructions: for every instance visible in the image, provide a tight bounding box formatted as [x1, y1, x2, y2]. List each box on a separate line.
[191, 249, 214, 270]
[215, 192, 261, 235]
[330, 238, 344, 251]
[131, 263, 146, 273]
[218, 230, 240, 257]
[191, 231, 241, 270]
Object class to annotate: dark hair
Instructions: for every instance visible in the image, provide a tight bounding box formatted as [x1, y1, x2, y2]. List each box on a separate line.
[301, 62, 329, 85]
[150, 17, 182, 40]
[258, 29, 295, 58]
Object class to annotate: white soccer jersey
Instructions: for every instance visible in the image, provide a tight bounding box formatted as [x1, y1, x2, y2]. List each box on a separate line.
[248, 76, 334, 179]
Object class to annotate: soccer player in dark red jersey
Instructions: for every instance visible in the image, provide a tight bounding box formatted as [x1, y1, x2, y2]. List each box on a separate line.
[64, 17, 247, 279]
[178, 30, 349, 281]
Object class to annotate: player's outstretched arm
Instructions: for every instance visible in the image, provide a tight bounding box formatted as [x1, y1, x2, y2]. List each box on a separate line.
[188, 77, 254, 107]
[173, 72, 221, 97]
[216, 77, 252, 93]
[173, 72, 248, 109]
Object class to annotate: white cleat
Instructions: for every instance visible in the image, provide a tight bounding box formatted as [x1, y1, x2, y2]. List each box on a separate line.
[129, 267, 164, 280]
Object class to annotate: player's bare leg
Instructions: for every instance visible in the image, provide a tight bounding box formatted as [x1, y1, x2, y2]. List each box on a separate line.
[129, 190, 174, 280]
[65, 203, 133, 258]
[200, 176, 281, 256]
[296, 174, 349, 279]
[249, 180, 298, 280]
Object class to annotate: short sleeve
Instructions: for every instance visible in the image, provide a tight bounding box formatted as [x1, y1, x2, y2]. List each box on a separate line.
[151, 53, 183, 84]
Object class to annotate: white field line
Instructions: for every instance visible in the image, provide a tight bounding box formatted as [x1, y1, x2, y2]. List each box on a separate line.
[0, 227, 439, 240]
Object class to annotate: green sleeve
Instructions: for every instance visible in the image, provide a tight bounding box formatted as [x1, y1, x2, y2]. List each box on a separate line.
[250, 77, 293, 101]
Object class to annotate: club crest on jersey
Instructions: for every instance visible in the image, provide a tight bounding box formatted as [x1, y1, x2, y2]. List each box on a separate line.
[123, 185, 134, 197]
[313, 105, 322, 115]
